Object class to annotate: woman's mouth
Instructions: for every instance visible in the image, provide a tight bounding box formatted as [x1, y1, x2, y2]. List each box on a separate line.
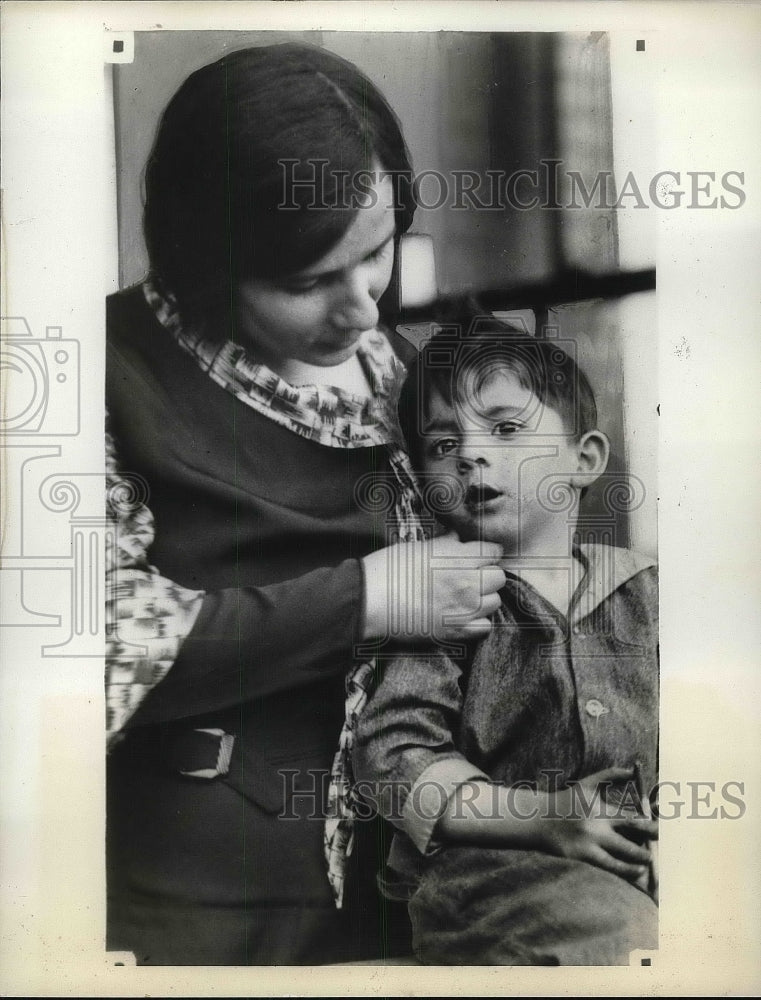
[319, 329, 366, 352]
[464, 484, 504, 513]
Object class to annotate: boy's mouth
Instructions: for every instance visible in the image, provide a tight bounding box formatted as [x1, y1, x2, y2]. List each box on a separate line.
[464, 484, 504, 512]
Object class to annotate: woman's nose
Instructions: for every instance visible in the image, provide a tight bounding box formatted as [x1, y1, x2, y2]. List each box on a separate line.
[333, 270, 379, 332]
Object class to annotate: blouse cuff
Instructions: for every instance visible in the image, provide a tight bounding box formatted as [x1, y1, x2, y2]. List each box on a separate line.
[105, 567, 204, 746]
[401, 756, 490, 855]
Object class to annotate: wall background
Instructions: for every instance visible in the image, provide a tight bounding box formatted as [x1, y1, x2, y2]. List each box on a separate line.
[114, 30, 624, 293]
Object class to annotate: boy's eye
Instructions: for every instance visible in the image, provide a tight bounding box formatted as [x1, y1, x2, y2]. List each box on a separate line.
[431, 437, 459, 457]
[492, 421, 523, 437]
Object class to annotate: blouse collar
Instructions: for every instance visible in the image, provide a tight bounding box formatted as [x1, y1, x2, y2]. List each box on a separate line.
[143, 279, 407, 450]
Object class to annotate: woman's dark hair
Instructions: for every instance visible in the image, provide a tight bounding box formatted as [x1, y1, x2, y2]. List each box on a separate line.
[143, 43, 417, 334]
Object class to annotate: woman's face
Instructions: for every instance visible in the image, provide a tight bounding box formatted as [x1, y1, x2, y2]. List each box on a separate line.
[236, 171, 396, 370]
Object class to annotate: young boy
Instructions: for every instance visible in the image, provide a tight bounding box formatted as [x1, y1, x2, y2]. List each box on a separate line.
[353, 327, 659, 965]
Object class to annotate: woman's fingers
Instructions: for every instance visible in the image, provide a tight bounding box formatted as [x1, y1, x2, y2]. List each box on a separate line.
[457, 617, 494, 639]
[481, 566, 508, 594]
[461, 539, 505, 564]
[478, 591, 503, 618]
[440, 598, 500, 629]
[436, 569, 504, 636]
[432, 532, 503, 566]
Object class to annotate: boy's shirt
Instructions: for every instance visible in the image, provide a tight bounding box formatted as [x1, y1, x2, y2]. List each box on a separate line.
[353, 543, 658, 889]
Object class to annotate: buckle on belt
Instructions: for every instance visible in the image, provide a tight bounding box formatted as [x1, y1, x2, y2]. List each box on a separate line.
[177, 728, 235, 779]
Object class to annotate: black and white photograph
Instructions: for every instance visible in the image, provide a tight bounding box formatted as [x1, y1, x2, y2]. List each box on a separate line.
[1, 1, 760, 995]
[105, 26, 659, 968]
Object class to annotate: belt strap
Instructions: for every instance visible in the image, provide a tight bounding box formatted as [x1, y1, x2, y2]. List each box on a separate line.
[122, 726, 235, 780]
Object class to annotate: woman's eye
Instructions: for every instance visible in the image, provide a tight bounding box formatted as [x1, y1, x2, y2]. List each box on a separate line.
[284, 278, 322, 294]
[283, 241, 392, 294]
[492, 421, 522, 437]
[369, 240, 393, 262]
[432, 437, 459, 457]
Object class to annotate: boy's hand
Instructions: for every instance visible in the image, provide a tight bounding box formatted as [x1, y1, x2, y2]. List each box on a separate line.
[537, 768, 657, 883]
[362, 532, 505, 642]
[435, 771, 656, 893]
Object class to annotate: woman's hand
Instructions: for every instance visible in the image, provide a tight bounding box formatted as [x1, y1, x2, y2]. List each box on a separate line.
[362, 531, 505, 643]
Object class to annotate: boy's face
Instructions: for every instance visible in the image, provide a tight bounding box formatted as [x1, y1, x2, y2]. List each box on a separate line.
[418, 366, 585, 550]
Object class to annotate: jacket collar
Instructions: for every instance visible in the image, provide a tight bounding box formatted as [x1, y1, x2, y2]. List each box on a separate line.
[571, 543, 656, 623]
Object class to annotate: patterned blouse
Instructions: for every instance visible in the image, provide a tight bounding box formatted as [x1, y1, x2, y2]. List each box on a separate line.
[105, 280, 422, 743]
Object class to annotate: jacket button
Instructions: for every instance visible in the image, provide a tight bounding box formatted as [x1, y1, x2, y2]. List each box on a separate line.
[585, 699, 608, 718]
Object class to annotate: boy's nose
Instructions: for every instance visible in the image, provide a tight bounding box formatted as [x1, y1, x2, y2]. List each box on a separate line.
[456, 449, 489, 476]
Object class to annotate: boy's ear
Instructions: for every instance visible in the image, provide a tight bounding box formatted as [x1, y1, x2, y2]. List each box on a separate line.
[570, 430, 610, 489]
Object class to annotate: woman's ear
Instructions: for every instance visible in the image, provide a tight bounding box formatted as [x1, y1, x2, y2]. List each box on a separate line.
[570, 430, 610, 489]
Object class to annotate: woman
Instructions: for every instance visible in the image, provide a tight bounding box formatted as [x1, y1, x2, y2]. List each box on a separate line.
[105, 43, 505, 966]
